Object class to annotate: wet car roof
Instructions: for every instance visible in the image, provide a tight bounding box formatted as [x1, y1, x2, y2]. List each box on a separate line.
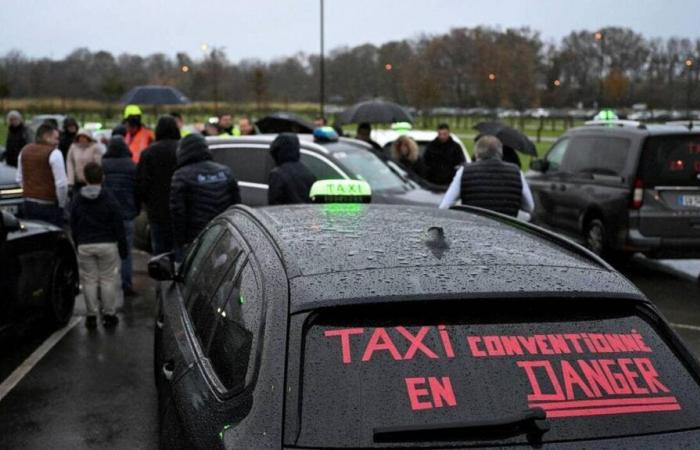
[252, 205, 643, 311]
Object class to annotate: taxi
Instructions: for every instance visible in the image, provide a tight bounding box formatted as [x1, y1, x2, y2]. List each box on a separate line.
[150, 180, 700, 449]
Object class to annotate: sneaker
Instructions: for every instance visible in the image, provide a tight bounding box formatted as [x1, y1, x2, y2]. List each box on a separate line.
[102, 314, 119, 328]
[85, 316, 97, 329]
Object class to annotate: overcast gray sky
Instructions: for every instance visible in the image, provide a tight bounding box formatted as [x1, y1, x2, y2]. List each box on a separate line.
[2, 0, 699, 61]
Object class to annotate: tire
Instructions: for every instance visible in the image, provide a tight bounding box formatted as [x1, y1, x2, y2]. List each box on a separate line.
[48, 256, 77, 326]
[584, 218, 606, 257]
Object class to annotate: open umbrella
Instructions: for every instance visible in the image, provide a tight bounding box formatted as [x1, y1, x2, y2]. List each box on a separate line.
[119, 85, 190, 105]
[473, 122, 537, 156]
[337, 99, 413, 125]
[255, 112, 315, 134]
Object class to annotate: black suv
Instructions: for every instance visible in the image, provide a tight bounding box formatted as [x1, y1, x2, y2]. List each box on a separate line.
[528, 121, 700, 260]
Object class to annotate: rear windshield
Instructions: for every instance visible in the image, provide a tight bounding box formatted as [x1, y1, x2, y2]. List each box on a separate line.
[639, 135, 700, 187]
[286, 301, 700, 448]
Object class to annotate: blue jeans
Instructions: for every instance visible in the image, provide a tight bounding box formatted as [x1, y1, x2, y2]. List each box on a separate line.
[122, 220, 135, 290]
[149, 222, 174, 256]
[23, 201, 63, 228]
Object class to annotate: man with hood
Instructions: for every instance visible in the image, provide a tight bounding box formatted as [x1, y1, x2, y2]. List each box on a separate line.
[170, 134, 240, 254]
[4, 110, 32, 167]
[421, 123, 466, 186]
[58, 116, 79, 159]
[268, 133, 317, 205]
[70, 162, 127, 329]
[137, 116, 181, 255]
[102, 136, 139, 297]
[123, 105, 154, 163]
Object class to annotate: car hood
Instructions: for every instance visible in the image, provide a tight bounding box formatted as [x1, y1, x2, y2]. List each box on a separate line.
[0, 163, 18, 187]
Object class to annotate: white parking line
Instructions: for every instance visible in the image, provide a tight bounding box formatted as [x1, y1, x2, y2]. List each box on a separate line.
[0, 317, 81, 403]
[670, 322, 700, 333]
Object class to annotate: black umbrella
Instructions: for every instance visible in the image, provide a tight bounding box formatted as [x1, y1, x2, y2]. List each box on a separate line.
[255, 112, 315, 134]
[337, 99, 413, 125]
[473, 121, 537, 156]
[119, 85, 190, 105]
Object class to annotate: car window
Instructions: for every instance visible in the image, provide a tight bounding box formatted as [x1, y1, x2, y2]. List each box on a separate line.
[188, 229, 244, 344]
[545, 138, 569, 171]
[180, 224, 223, 301]
[331, 147, 406, 191]
[207, 262, 263, 392]
[300, 152, 343, 180]
[562, 136, 630, 176]
[211, 146, 272, 184]
[287, 300, 700, 448]
[639, 135, 700, 187]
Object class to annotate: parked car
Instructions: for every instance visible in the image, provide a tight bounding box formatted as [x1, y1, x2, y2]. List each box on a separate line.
[0, 162, 22, 216]
[527, 120, 700, 260]
[371, 128, 471, 162]
[28, 114, 66, 135]
[151, 191, 700, 449]
[0, 211, 78, 336]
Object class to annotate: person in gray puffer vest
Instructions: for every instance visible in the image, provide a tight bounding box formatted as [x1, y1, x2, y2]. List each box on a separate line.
[170, 133, 240, 253]
[438, 135, 534, 217]
[102, 136, 139, 296]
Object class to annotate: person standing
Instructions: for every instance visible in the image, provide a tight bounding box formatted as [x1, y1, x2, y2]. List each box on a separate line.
[217, 114, 239, 136]
[66, 129, 102, 192]
[58, 116, 79, 160]
[390, 135, 425, 178]
[170, 134, 240, 255]
[102, 136, 139, 297]
[422, 123, 466, 186]
[137, 116, 180, 255]
[123, 104, 154, 163]
[71, 162, 127, 329]
[15, 123, 67, 227]
[268, 133, 317, 205]
[355, 122, 382, 152]
[439, 135, 533, 217]
[4, 110, 32, 167]
[238, 116, 256, 135]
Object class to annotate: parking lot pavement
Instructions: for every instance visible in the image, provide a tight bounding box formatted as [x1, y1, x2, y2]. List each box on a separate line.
[0, 251, 157, 450]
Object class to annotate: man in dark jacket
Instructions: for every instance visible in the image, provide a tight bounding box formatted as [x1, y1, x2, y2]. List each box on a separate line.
[58, 116, 79, 160]
[102, 136, 139, 296]
[4, 110, 32, 167]
[71, 162, 127, 329]
[170, 133, 240, 254]
[268, 133, 317, 205]
[137, 116, 180, 255]
[421, 123, 466, 186]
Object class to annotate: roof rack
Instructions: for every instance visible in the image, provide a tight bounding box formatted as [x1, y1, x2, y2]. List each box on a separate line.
[583, 119, 646, 129]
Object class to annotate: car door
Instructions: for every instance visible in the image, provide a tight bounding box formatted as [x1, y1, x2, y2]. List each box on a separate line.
[209, 144, 274, 206]
[527, 137, 570, 227]
[167, 223, 267, 449]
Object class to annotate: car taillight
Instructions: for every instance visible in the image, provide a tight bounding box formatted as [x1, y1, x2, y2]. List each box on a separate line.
[631, 178, 644, 209]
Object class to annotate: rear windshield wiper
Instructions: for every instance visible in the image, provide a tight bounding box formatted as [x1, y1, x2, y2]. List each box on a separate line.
[373, 407, 550, 443]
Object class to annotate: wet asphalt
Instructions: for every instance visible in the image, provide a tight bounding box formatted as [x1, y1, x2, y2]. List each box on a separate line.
[0, 252, 698, 449]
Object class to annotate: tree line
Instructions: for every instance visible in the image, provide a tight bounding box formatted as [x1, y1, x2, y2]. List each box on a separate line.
[1, 26, 699, 112]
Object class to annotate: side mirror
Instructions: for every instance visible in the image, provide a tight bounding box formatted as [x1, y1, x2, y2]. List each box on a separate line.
[148, 253, 175, 281]
[1, 210, 21, 235]
[529, 159, 549, 172]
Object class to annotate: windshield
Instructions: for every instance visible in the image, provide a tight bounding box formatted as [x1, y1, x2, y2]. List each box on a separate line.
[639, 134, 700, 187]
[328, 143, 408, 191]
[286, 300, 700, 448]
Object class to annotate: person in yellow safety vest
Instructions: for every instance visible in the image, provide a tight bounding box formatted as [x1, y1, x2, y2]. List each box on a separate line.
[217, 114, 241, 137]
[170, 112, 190, 137]
[123, 105, 154, 163]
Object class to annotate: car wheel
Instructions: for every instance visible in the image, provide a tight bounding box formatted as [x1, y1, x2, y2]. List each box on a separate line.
[585, 218, 606, 257]
[48, 257, 77, 326]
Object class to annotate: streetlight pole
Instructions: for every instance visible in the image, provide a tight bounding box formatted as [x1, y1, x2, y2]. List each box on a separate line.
[595, 31, 604, 108]
[686, 58, 694, 127]
[320, 0, 325, 119]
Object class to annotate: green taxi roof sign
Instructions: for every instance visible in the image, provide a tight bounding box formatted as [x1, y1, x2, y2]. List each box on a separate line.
[594, 109, 618, 121]
[309, 179, 372, 204]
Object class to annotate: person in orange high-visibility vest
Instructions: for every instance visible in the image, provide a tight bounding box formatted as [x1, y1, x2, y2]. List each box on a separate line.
[123, 105, 154, 163]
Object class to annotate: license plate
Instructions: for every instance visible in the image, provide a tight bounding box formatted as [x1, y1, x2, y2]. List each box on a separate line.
[680, 195, 700, 207]
[0, 204, 19, 215]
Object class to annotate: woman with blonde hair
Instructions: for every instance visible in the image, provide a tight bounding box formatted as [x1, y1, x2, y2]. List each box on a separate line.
[390, 135, 424, 177]
[67, 129, 103, 191]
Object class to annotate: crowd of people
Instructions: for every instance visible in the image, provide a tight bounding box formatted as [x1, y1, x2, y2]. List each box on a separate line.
[3, 107, 533, 329]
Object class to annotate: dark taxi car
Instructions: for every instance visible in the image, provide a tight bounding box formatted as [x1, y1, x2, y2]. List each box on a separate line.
[528, 121, 700, 259]
[0, 211, 78, 336]
[151, 189, 700, 449]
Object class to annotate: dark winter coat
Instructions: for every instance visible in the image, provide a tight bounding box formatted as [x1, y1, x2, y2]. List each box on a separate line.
[136, 118, 180, 225]
[268, 133, 317, 205]
[58, 117, 79, 160]
[70, 185, 128, 258]
[170, 134, 241, 247]
[421, 136, 466, 186]
[5, 124, 32, 167]
[102, 136, 139, 220]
